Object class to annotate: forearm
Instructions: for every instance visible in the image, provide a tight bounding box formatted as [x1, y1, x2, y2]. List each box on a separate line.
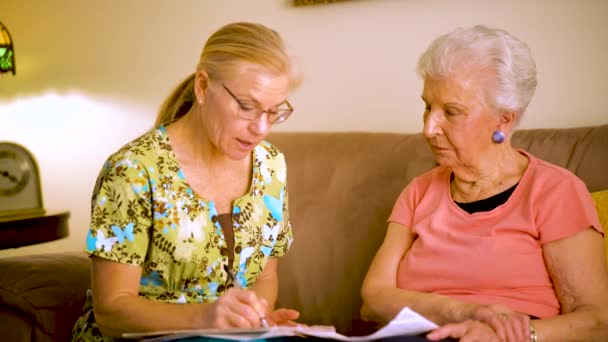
[249, 272, 278, 311]
[361, 286, 475, 326]
[94, 295, 213, 337]
[534, 306, 608, 342]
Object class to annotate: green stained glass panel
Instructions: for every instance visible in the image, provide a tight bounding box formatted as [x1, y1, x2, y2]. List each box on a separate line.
[0, 49, 13, 71]
[0, 47, 6, 57]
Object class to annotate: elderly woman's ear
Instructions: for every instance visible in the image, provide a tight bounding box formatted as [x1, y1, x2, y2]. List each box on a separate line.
[497, 111, 517, 133]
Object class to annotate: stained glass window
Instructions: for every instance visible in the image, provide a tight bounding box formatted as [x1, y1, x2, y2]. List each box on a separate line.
[0, 21, 16, 75]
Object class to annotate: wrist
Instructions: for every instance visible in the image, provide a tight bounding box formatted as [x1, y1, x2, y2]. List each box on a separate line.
[456, 302, 480, 322]
[530, 321, 538, 342]
[189, 302, 215, 329]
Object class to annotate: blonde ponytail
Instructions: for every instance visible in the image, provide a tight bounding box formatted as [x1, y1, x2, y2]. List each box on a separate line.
[154, 73, 196, 127]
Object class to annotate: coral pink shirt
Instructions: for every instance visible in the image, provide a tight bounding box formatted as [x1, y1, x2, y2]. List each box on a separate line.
[389, 150, 603, 318]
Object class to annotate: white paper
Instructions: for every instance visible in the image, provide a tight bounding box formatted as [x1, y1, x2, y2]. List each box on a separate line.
[124, 307, 438, 341]
[290, 307, 438, 342]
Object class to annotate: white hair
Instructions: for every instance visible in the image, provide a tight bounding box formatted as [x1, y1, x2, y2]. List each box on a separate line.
[417, 25, 537, 117]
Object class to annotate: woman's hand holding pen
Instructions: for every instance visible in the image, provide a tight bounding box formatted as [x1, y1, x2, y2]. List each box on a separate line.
[214, 265, 301, 329]
[204, 286, 300, 328]
[207, 287, 270, 329]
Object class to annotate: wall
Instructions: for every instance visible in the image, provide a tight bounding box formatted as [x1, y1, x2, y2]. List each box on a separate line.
[0, 0, 607, 257]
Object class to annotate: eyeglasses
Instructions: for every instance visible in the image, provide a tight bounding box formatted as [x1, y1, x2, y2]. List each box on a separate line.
[222, 84, 293, 124]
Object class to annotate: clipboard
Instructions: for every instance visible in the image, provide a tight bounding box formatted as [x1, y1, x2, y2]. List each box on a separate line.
[123, 327, 272, 340]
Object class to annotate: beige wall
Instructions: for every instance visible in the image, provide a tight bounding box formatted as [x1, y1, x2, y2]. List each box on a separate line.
[1, 0, 607, 257]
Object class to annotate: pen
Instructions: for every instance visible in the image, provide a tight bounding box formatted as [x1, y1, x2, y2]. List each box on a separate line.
[224, 264, 270, 328]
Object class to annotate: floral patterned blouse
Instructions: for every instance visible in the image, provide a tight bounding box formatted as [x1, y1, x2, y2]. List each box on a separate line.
[71, 126, 293, 341]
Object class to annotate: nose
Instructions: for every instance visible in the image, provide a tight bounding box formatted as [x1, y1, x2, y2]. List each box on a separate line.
[423, 109, 442, 139]
[249, 112, 272, 136]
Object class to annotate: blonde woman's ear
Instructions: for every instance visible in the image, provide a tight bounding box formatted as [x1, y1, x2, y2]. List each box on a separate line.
[194, 70, 210, 105]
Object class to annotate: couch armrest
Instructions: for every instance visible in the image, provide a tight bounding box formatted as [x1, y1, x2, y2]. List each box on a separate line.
[0, 307, 33, 342]
[0, 251, 90, 341]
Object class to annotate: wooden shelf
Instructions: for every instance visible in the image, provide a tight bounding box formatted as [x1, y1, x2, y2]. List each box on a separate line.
[0, 211, 70, 249]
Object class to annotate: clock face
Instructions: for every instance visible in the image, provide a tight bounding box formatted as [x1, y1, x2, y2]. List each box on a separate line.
[0, 142, 44, 217]
[0, 149, 32, 196]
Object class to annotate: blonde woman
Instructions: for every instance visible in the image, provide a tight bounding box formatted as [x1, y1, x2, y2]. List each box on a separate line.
[72, 22, 301, 341]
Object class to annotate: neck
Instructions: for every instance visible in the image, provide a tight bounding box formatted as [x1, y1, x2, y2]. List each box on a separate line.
[167, 109, 247, 172]
[450, 145, 527, 202]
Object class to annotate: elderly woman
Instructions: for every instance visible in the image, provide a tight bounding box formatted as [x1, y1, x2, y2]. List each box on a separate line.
[72, 22, 300, 341]
[361, 25, 608, 341]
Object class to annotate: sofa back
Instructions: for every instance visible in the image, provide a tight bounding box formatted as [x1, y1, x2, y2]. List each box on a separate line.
[268, 124, 608, 334]
[1, 125, 605, 341]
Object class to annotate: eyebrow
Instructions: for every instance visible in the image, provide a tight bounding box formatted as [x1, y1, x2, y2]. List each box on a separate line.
[444, 102, 467, 110]
[232, 91, 288, 109]
[421, 95, 466, 108]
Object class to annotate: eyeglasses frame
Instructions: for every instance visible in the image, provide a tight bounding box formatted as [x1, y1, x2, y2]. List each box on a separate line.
[222, 83, 293, 124]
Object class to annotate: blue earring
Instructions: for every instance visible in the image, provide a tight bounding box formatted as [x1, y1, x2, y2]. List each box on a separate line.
[492, 130, 505, 144]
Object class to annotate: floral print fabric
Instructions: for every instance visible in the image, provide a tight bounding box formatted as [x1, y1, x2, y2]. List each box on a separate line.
[72, 126, 292, 341]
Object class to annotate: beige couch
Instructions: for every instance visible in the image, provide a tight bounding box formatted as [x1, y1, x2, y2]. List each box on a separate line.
[1, 124, 607, 341]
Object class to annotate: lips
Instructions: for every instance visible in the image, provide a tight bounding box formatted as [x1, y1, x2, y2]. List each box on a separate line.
[236, 138, 255, 149]
[430, 145, 449, 151]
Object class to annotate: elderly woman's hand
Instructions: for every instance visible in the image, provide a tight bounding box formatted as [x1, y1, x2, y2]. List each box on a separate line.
[468, 303, 531, 342]
[427, 319, 502, 341]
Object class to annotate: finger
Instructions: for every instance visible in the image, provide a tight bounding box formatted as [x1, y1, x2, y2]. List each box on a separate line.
[223, 310, 255, 328]
[225, 288, 266, 317]
[499, 314, 528, 342]
[483, 314, 507, 341]
[213, 298, 253, 329]
[231, 288, 267, 317]
[269, 309, 300, 326]
[472, 307, 506, 341]
[272, 309, 300, 321]
[219, 291, 262, 328]
[460, 321, 502, 342]
[501, 318, 517, 342]
[426, 322, 468, 340]
[260, 298, 269, 311]
[510, 315, 530, 342]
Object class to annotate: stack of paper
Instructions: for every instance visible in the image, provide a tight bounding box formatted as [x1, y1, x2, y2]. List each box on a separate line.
[123, 307, 438, 341]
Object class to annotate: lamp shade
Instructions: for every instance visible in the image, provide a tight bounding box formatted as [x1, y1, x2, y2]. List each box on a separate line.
[0, 21, 16, 75]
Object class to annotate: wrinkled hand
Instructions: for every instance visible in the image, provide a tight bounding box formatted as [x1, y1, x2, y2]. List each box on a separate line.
[207, 287, 269, 328]
[267, 308, 300, 327]
[427, 319, 502, 342]
[468, 304, 531, 341]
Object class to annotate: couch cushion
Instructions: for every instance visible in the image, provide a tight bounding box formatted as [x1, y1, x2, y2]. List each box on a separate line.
[0, 307, 32, 342]
[512, 125, 608, 192]
[0, 251, 90, 341]
[268, 132, 437, 334]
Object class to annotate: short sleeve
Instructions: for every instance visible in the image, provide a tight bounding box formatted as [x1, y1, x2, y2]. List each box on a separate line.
[84, 155, 153, 266]
[388, 177, 422, 229]
[270, 183, 293, 258]
[536, 174, 603, 245]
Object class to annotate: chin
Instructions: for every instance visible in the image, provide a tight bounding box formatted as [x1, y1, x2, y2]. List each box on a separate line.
[432, 154, 456, 169]
[225, 147, 252, 161]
